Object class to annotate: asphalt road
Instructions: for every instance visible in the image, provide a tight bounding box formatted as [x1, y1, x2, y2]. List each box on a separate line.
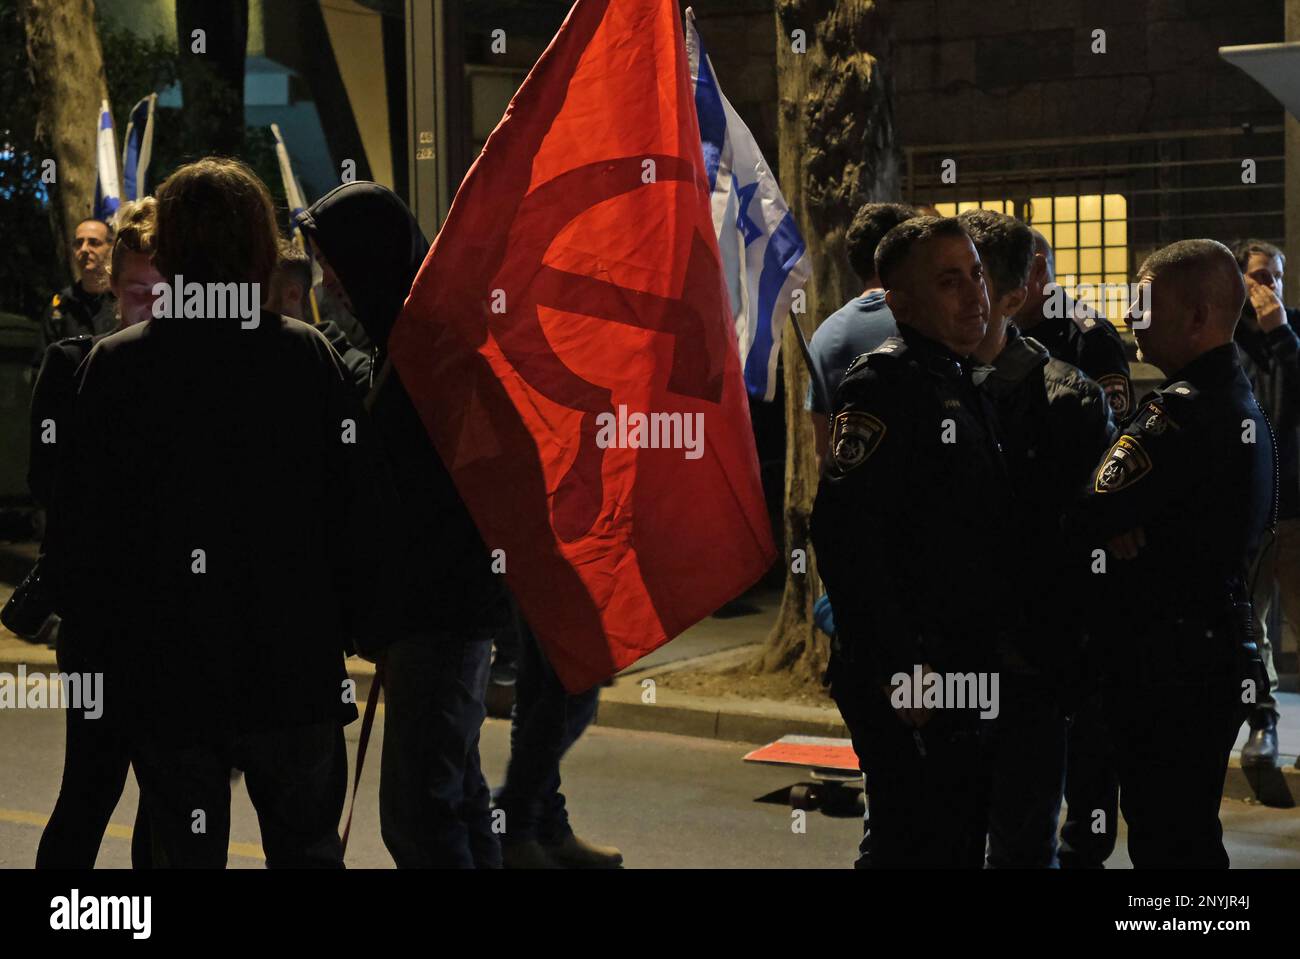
[3, 699, 1300, 869]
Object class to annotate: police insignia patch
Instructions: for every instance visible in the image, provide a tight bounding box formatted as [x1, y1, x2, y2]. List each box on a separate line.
[1137, 401, 1175, 436]
[831, 411, 886, 472]
[1094, 435, 1152, 493]
[1097, 373, 1131, 419]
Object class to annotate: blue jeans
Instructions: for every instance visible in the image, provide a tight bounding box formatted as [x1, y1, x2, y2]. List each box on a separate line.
[379, 631, 500, 868]
[495, 621, 599, 844]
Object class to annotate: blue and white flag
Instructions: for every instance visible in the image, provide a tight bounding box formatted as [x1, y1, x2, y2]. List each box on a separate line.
[93, 99, 121, 221]
[121, 93, 157, 202]
[685, 7, 811, 402]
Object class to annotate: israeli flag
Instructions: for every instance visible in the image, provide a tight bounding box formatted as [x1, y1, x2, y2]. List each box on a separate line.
[93, 99, 121, 221]
[685, 7, 810, 402]
[121, 93, 157, 202]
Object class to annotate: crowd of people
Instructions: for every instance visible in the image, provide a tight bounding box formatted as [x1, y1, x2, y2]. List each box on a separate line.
[15, 153, 1300, 870]
[26, 158, 619, 870]
[810, 204, 1299, 869]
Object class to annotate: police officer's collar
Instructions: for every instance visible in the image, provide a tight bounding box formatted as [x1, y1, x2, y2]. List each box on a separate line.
[1163, 342, 1241, 390]
[981, 325, 1049, 397]
[897, 322, 971, 380]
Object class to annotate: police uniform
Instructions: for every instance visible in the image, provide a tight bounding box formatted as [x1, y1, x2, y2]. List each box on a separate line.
[1065, 343, 1274, 868]
[1027, 296, 1133, 869]
[36, 283, 117, 367]
[978, 328, 1116, 868]
[1024, 297, 1133, 421]
[811, 323, 1014, 869]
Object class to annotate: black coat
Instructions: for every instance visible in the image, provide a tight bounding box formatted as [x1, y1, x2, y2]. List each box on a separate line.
[811, 325, 1016, 684]
[52, 313, 390, 740]
[298, 183, 508, 640]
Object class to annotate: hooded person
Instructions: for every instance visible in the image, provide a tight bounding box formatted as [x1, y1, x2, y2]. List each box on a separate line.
[297, 182, 509, 869]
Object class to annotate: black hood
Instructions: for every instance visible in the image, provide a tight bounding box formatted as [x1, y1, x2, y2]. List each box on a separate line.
[297, 182, 429, 350]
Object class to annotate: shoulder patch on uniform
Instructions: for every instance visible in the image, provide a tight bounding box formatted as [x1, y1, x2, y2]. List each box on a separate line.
[831, 411, 886, 473]
[1094, 435, 1152, 493]
[1135, 399, 1177, 436]
[1096, 372, 1132, 419]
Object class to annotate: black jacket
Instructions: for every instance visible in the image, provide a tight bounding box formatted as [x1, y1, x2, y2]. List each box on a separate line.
[811, 325, 1016, 684]
[1065, 344, 1274, 659]
[980, 328, 1116, 672]
[298, 182, 508, 640]
[1020, 300, 1133, 421]
[36, 282, 116, 367]
[29, 333, 105, 508]
[1235, 313, 1300, 518]
[52, 312, 389, 740]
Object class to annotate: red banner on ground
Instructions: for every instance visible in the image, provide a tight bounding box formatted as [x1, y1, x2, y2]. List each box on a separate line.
[390, 0, 776, 692]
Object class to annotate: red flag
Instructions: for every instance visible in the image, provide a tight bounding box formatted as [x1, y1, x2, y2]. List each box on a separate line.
[390, 0, 776, 692]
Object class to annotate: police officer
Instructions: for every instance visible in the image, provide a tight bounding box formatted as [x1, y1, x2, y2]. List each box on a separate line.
[36, 219, 118, 367]
[958, 210, 1117, 868]
[1065, 239, 1274, 869]
[1016, 227, 1132, 869]
[811, 216, 1013, 868]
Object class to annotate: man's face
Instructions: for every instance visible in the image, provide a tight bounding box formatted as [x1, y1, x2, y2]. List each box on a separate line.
[73, 221, 111, 278]
[110, 250, 164, 327]
[1129, 276, 1186, 372]
[894, 234, 989, 356]
[308, 235, 353, 314]
[1244, 252, 1284, 302]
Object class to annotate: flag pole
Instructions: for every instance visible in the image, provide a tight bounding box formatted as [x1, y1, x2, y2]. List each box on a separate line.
[787, 311, 830, 414]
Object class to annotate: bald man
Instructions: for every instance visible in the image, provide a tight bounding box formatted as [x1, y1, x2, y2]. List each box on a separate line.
[1065, 239, 1274, 869]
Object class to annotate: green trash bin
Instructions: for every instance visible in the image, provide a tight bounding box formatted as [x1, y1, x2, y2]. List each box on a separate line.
[0, 312, 38, 504]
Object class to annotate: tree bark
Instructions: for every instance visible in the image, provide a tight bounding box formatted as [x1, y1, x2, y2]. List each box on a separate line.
[18, 0, 111, 271]
[757, 0, 900, 681]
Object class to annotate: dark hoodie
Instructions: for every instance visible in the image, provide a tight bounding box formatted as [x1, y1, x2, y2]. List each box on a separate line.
[298, 183, 508, 641]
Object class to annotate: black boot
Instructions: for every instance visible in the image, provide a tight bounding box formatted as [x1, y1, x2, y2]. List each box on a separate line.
[1242, 711, 1279, 768]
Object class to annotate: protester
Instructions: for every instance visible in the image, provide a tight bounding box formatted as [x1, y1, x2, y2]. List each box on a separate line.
[495, 610, 621, 868]
[959, 209, 1116, 868]
[1229, 240, 1300, 769]
[34, 219, 118, 368]
[811, 217, 1012, 868]
[805, 202, 915, 472]
[297, 181, 509, 869]
[264, 238, 371, 390]
[32, 198, 162, 869]
[1065, 240, 1273, 868]
[52, 158, 390, 868]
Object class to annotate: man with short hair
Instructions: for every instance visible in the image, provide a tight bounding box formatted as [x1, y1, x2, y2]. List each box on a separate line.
[812, 216, 1012, 868]
[35, 218, 117, 367]
[1065, 239, 1273, 868]
[805, 202, 915, 471]
[1015, 228, 1132, 420]
[1229, 239, 1300, 768]
[959, 209, 1116, 868]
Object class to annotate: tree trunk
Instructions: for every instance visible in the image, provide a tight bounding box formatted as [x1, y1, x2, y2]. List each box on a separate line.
[757, 0, 900, 681]
[18, 0, 111, 271]
[176, 0, 248, 159]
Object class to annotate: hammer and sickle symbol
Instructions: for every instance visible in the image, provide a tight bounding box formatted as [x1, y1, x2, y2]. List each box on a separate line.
[489, 155, 729, 543]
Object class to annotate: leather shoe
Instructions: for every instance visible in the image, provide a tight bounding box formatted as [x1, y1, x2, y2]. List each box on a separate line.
[502, 839, 562, 869]
[541, 834, 623, 869]
[1242, 713, 1279, 768]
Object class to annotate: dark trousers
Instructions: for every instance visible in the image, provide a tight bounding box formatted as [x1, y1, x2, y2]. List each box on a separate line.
[131, 722, 348, 868]
[36, 704, 151, 869]
[379, 632, 500, 868]
[831, 665, 993, 869]
[1059, 691, 1119, 869]
[1104, 678, 1245, 869]
[496, 621, 600, 845]
[986, 674, 1067, 868]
